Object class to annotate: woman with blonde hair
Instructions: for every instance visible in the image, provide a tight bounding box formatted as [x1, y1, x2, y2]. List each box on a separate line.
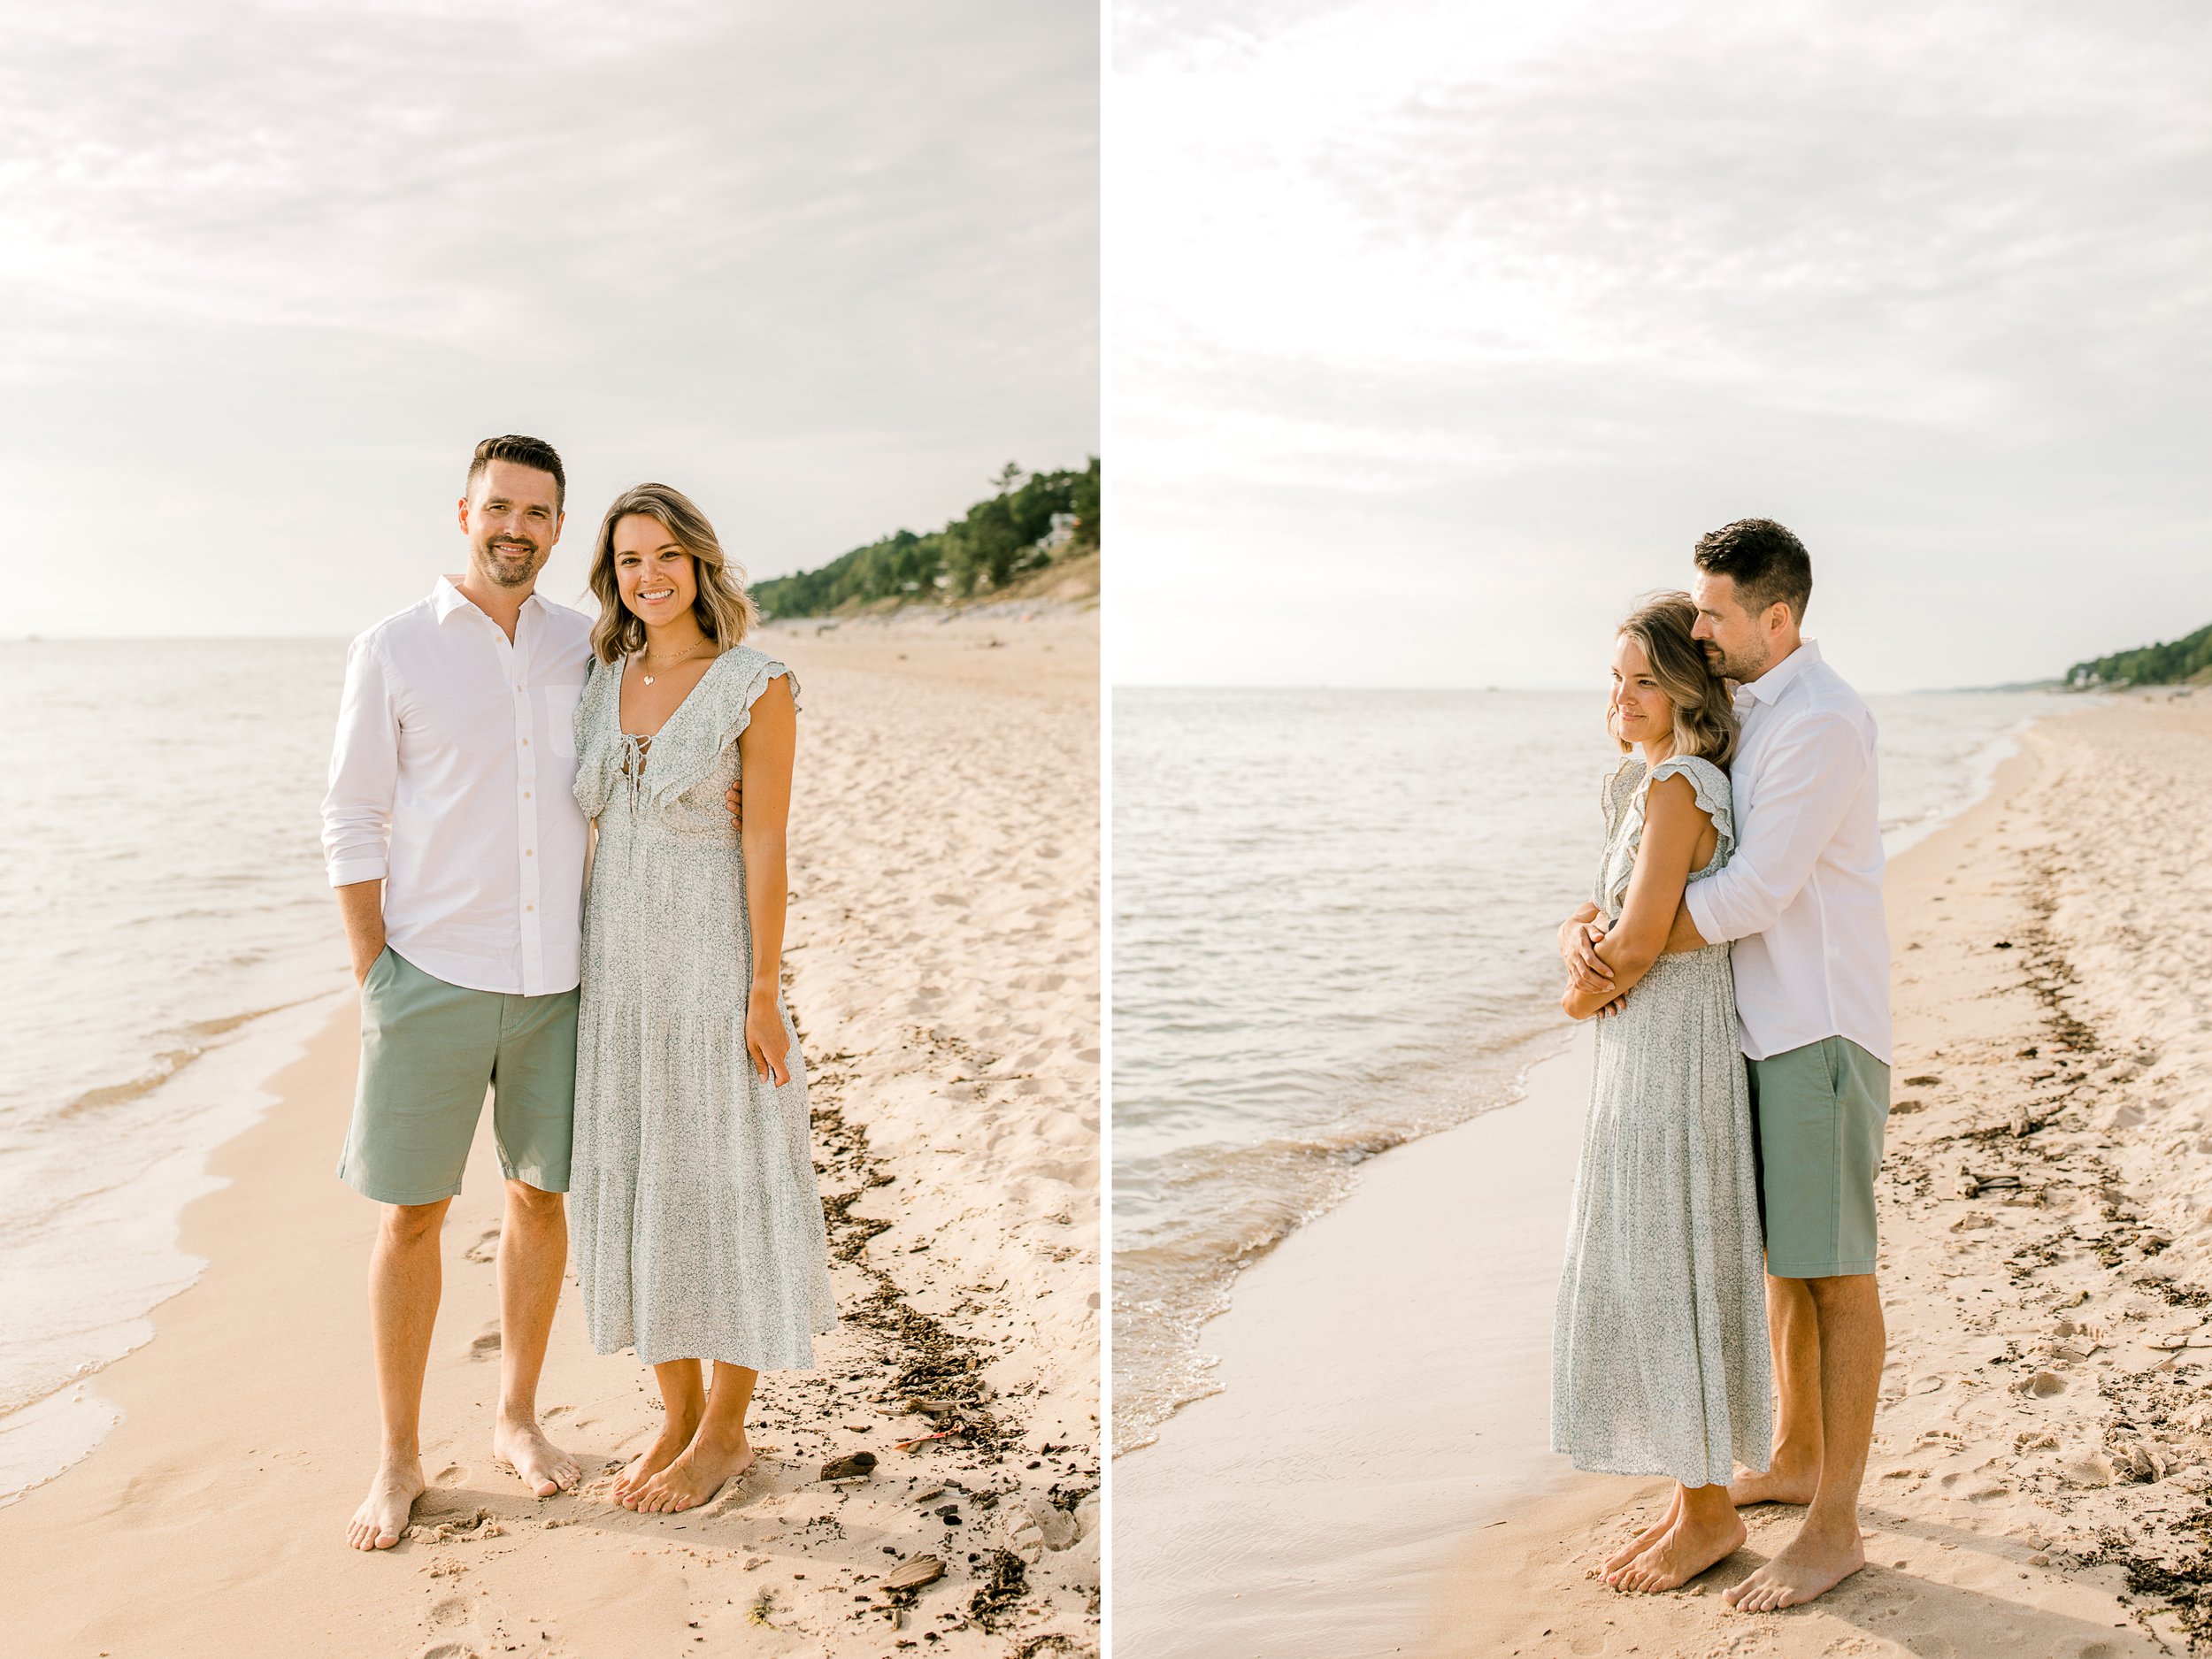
[1548, 591, 1771, 1593]
[568, 482, 835, 1513]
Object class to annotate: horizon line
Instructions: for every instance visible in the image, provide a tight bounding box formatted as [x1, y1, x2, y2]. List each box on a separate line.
[1110, 680, 2073, 697]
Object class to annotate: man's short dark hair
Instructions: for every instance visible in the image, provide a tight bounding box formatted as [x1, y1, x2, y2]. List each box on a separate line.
[1693, 518, 1812, 622]
[467, 434, 565, 513]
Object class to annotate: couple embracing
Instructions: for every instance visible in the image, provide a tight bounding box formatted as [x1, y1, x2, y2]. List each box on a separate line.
[320, 434, 835, 1550]
[1550, 518, 1891, 1613]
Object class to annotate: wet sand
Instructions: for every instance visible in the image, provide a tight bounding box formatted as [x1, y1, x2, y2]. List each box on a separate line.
[1111, 1025, 1591, 1658]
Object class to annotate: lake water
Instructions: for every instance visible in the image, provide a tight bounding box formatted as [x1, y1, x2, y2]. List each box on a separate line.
[1110, 684, 2063, 1453]
[0, 639, 353, 1502]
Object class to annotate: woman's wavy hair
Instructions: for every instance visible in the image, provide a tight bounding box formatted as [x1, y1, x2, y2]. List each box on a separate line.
[587, 482, 757, 666]
[1608, 590, 1738, 768]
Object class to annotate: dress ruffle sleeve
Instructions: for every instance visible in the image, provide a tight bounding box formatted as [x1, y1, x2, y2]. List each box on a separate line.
[572, 656, 620, 820]
[1599, 753, 1735, 918]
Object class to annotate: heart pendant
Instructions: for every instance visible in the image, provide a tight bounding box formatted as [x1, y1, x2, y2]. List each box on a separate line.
[641, 673, 656, 685]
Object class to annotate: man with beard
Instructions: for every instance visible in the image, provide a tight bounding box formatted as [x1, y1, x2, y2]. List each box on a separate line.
[321, 434, 591, 1549]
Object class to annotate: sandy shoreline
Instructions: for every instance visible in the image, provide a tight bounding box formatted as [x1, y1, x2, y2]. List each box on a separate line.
[4, 606, 1100, 1657]
[1120, 694, 2212, 1656]
[1111, 1024, 1593, 1657]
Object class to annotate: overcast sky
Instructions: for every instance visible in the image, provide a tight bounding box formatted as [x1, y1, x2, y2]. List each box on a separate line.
[1108, 0, 2212, 691]
[0, 0, 1095, 637]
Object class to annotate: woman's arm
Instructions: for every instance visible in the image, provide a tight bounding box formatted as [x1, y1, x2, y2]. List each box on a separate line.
[1561, 773, 1711, 1019]
[736, 674, 798, 1084]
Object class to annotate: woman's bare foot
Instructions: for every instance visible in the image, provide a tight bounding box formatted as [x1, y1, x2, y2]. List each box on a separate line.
[1601, 1488, 1682, 1582]
[1727, 1457, 1818, 1507]
[345, 1452, 426, 1551]
[633, 1427, 756, 1515]
[614, 1416, 700, 1509]
[1615, 1504, 1746, 1594]
[1724, 1521, 1865, 1611]
[493, 1414, 580, 1499]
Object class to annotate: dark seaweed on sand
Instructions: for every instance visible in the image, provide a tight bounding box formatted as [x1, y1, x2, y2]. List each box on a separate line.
[812, 1086, 1016, 1458]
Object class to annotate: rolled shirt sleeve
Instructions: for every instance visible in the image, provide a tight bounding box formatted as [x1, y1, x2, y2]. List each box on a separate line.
[1685, 711, 1870, 946]
[321, 634, 398, 887]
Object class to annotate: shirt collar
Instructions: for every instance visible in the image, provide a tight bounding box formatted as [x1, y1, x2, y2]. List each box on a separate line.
[1737, 637, 1822, 708]
[431, 574, 472, 622]
[432, 573, 547, 627]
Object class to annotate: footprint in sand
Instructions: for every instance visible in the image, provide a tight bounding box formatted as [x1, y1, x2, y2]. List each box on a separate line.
[467, 1326, 501, 1360]
[434, 1464, 469, 1485]
[463, 1230, 500, 1263]
[703, 1482, 756, 1519]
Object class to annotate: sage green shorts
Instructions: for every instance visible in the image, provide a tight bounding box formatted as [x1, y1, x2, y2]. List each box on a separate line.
[1747, 1035, 1890, 1279]
[337, 947, 577, 1205]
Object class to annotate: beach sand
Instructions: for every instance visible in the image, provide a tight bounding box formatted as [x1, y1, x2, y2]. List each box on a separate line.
[2, 606, 1100, 1657]
[1120, 694, 2212, 1657]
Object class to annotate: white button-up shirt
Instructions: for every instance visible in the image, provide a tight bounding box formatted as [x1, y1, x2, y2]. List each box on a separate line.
[320, 576, 594, 996]
[1683, 640, 1892, 1064]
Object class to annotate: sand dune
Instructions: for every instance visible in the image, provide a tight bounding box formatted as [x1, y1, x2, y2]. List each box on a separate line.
[2, 605, 1099, 1658]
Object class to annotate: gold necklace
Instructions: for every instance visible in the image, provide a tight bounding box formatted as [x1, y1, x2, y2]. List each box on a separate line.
[638, 637, 714, 686]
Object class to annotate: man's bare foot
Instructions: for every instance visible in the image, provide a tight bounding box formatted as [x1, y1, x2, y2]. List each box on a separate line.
[1615, 1505, 1747, 1594]
[493, 1414, 580, 1498]
[1724, 1522, 1865, 1611]
[345, 1452, 426, 1551]
[1727, 1460, 1819, 1508]
[633, 1427, 756, 1515]
[1601, 1488, 1682, 1582]
[614, 1417, 699, 1509]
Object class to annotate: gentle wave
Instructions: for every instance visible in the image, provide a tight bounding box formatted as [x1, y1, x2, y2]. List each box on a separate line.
[1112, 1019, 1568, 1453]
[54, 999, 323, 1118]
[0, 640, 353, 1498]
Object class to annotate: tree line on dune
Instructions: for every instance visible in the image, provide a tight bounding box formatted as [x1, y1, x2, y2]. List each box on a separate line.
[2068, 618, 2212, 689]
[752, 458, 1100, 618]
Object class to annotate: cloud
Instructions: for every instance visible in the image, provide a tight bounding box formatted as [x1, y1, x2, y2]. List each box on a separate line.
[0, 0, 1097, 633]
[1109, 0, 2212, 688]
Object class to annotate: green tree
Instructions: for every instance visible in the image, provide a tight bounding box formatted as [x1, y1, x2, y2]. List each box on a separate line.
[751, 456, 1102, 617]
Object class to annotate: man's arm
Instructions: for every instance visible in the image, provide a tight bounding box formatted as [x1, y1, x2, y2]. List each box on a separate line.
[336, 879, 387, 984]
[1566, 717, 1868, 987]
[1678, 713, 1868, 949]
[322, 636, 398, 981]
[1658, 896, 1710, 956]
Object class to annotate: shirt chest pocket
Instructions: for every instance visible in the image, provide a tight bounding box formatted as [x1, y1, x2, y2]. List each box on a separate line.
[544, 684, 584, 758]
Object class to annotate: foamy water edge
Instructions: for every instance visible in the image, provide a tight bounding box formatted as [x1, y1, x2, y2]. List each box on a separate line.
[0, 993, 346, 1506]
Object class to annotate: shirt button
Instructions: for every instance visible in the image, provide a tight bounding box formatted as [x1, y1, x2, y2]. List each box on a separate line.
[526, 849, 534, 856]
[521, 738, 530, 746]
[524, 791, 532, 799]
[526, 903, 535, 912]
